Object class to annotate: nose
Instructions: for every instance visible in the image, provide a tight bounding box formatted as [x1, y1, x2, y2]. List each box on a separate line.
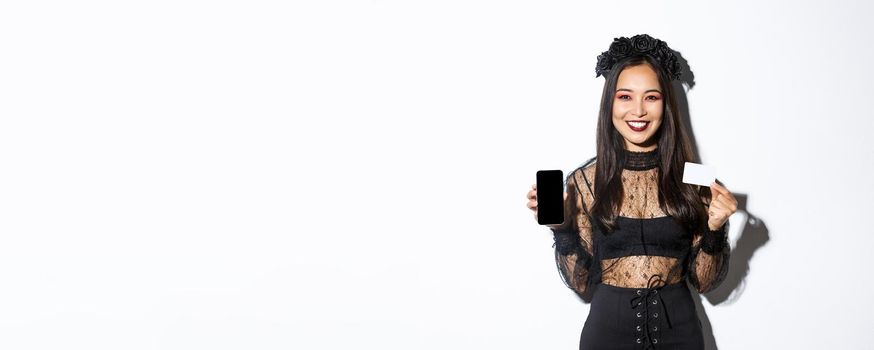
[634, 101, 646, 117]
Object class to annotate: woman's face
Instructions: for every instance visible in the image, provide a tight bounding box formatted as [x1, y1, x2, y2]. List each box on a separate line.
[611, 63, 664, 152]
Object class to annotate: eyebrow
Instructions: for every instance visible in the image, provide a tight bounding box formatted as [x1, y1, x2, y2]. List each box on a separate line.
[616, 88, 662, 94]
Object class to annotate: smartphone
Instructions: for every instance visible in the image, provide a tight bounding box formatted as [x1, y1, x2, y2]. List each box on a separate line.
[536, 170, 564, 225]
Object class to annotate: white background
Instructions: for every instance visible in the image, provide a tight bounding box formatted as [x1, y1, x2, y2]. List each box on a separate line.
[1, 0, 872, 349]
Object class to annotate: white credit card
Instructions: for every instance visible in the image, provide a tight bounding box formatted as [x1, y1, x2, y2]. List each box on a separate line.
[682, 162, 716, 187]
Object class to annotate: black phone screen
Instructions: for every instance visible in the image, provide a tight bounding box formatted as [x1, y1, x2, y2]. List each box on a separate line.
[536, 170, 564, 225]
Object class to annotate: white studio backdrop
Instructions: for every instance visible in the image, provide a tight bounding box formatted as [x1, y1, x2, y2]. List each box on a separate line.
[1, 0, 872, 349]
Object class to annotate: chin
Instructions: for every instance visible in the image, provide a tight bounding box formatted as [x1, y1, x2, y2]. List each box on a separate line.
[625, 136, 650, 145]
[626, 138, 657, 148]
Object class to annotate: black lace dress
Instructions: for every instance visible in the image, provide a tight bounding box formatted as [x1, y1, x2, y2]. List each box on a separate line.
[550, 148, 730, 350]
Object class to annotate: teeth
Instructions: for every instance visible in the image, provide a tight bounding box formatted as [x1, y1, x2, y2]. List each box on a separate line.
[627, 121, 648, 127]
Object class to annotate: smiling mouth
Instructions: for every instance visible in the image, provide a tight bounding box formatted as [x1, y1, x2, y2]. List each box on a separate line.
[626, 121, 650, 132]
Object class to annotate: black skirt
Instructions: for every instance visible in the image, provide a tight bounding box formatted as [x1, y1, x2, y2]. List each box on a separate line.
[579, 281, 704, 350]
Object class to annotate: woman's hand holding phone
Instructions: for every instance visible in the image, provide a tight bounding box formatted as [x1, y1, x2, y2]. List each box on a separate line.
[527, 183, 568, 230]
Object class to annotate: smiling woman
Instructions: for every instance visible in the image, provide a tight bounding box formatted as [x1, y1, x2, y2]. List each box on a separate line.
[612, 65, 665, 152]
[526, 34, 737, 350]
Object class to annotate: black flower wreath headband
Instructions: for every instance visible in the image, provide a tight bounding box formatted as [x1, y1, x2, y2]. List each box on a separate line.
[595, 34, 682, 81]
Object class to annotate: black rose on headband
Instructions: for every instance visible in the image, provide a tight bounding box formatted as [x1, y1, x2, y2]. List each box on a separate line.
[631, 34, 658, 53]
[595, 34, 682, 81]
[608, 37, 632, 57]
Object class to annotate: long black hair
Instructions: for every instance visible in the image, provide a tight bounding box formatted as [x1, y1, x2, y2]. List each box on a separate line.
[588, 55, 713, 234]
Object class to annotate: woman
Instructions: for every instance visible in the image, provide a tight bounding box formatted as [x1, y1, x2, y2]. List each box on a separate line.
[525, 34, 737, 349]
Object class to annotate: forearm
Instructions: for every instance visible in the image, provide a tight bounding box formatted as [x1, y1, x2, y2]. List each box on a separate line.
[553, 230, 591, 295]
[690, 224, 730, 293]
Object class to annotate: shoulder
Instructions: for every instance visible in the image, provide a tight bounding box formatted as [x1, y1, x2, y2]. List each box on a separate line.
[567, 156, 597, 190]
[566, 157, 597, 211]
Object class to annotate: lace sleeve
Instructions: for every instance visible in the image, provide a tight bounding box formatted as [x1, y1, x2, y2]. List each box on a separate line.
[551, 166, 595, 298]
[687, 194, 731, 294]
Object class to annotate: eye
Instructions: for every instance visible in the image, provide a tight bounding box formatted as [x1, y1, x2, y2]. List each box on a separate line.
[617, 95, 630, 100]
[647, 95, 660, 101]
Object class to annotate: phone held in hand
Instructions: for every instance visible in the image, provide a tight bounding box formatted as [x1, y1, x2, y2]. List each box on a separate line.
[536, 170, 564, 225]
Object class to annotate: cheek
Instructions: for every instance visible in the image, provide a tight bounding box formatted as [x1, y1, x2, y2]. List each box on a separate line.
[613, 104, 627, 116]
[652, 104, 664, 117]
[612, 118, 626, 131]
[612, 107, 627, 124]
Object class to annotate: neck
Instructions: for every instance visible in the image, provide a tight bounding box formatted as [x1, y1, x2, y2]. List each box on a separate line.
[623, 147, 660, 170]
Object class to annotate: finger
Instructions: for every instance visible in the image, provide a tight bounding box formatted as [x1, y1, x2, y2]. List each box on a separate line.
[713, 194, 733, 208]
[708, 194, 724, 209]
[708, 201, 731, 219]
[710, 197, 728, 212]
[711, 187, 737, 207]
[708, 199, 724, 213]
[713, 195, 737, 213]
[528, 189, 536, 200]
[528, 200, 538, 210]
[711, 181, 731, 195]
[564, 192, 568, 201]
[720, 191, 737, 208]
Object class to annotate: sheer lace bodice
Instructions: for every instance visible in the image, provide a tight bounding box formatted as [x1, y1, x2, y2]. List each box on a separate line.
[550, 148, 730, 299]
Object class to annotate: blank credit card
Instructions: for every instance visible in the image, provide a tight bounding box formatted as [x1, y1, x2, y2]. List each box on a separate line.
[682, 162, 716, 187]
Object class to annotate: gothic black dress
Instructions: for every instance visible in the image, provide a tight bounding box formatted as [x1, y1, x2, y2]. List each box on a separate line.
[550, 148, 730, 350]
